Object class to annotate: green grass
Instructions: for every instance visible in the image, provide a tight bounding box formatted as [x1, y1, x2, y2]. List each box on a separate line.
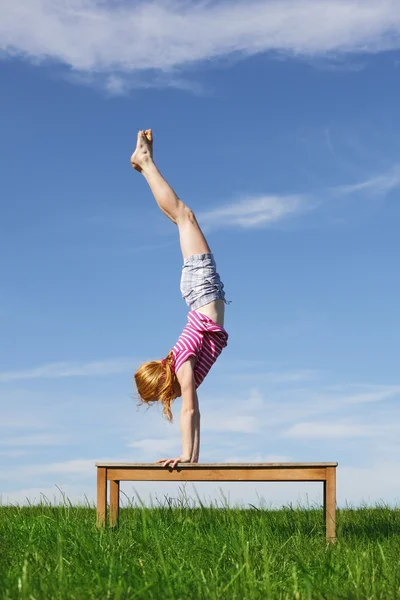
[1, 494, 400, 599]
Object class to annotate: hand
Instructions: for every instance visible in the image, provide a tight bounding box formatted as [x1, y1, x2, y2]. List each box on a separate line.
[155, 456, 191, 469]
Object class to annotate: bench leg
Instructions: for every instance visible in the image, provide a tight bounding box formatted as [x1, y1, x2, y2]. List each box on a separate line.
[110, 480, 120, 527]
[97, 467, 107, 527]
[324, 467, 336, 543]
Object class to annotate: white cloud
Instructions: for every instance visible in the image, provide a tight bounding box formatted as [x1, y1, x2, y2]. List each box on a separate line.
[0, 434, 70, 447]
[1, 378, 400, 510]
[337, 462, 400, 507]
[283, 421, 385, 439]
[0, 484, 94, 507]
[319, 385, 400, 407]
[228, 369, 318, 384]
[0, 450, 29, 457]
[1, 0, 400, 92]
[202, 414, 259, 433]
[104, 74, 130, 96]
[336, 164, 400, 196]
[166, 382, 400, 446]
[219, 383, 400, 433]
[245, 388, 264, 410]
[198, 194, 311, 231]
[197, 164, 400, 231]
[224, 454, 293, 463]
[64, 69, 207, 96]
[2, 458, 100, 478]
[89, 164, 400, 234]
[0, 358, 136, 382]
[3, 462, 400, 509]
[128, 437, 180, 455]
[31, 459, 96, 476]
[0, 416, 46, 429]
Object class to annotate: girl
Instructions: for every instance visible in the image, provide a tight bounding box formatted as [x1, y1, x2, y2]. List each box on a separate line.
[131, 129, 231, 469]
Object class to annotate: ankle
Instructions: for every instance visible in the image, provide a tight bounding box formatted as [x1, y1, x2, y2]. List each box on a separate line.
[141, 159, 157, 177]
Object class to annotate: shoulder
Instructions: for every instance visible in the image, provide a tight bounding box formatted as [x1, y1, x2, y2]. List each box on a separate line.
[175, 356, 195, 386]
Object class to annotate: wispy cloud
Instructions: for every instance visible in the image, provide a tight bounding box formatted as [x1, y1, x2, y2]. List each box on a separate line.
[318, 385, 400, 407]
[335, 164, 400, 196]
[1, 1, 400, 93]
[202, 414, 259, 434]
[0, 485, 93, 507]
[283, 420, 387, 439]
[1, 459, 101, 479]
[4, 462, 400, 508]
[0, 358, 136, 383]
[0, 450, 29, 458]
[271, 385, 400, 427]
[224, 454, 293, 463]
[0, 457, 157, 480]
[197, 164, 400, 231]
[0, 434, 70, 447]
[64, 69, 207, 97]
[27, 459, 97, 476]
[226, 369, 318, 384]
[128, 437, 180, 455]
[0, 416, 46, 429]
[198, 194, 312, 232]
[200, 383, 400, 439]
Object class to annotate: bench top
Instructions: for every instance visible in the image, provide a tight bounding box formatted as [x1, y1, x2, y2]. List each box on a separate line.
[96, 462, 338, 468]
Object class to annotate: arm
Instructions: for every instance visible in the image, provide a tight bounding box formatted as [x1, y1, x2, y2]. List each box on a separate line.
[157, 364, 200, 468]
[180, 407, 197, 461]
[180, 372, 199, 458]
[179, 379, 200, 462]
[190, 410, 200, 463]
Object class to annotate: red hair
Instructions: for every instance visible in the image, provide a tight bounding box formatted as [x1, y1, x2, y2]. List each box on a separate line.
[134, 350, 180, 422]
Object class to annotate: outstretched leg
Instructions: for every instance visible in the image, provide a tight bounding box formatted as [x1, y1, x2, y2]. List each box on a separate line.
[130, 130, 211, 260]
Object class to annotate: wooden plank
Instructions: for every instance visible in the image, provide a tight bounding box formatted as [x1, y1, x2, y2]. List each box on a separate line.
[96, 462, 338, 468]
[96, 467, 107, 527]
[109, 480, 120, 528]
[324, 466, 337, 544]
[106, 467, 327, 482]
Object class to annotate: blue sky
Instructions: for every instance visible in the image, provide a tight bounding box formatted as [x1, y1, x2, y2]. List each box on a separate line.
[1, 0, 400, 509]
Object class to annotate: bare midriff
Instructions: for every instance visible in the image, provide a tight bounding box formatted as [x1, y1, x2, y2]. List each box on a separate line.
[194, 298, 225, 327]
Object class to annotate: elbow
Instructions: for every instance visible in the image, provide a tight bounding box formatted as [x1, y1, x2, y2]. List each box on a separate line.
[181, 408, 200, 417]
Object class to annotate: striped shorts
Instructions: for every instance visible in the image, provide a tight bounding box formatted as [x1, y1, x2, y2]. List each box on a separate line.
[180, 252, 232, 311]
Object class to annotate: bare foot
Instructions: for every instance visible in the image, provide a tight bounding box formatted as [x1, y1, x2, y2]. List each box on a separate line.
[130, 129, 153, 173]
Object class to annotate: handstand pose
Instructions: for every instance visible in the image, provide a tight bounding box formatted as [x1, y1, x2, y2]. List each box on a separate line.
[131, 130, 231, 469]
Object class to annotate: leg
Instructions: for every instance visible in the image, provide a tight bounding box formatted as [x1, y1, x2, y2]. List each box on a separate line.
[131, 130, 184, 225]
[324, 467, 337, 544]
[96, 467, 107, 527]
[109, 479, 120, 527]
[130, 130, 211, 259]
[176, 210, 211, 260]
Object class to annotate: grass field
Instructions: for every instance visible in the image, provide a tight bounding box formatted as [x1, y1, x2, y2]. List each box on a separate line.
[1, 495, 400, 599]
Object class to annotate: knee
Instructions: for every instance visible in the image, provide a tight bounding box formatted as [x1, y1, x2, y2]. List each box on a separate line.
[176, 202, 195, 224]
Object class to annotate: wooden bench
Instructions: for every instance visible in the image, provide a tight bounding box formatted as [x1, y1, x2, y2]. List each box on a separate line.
[96, 462, 338, 543]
